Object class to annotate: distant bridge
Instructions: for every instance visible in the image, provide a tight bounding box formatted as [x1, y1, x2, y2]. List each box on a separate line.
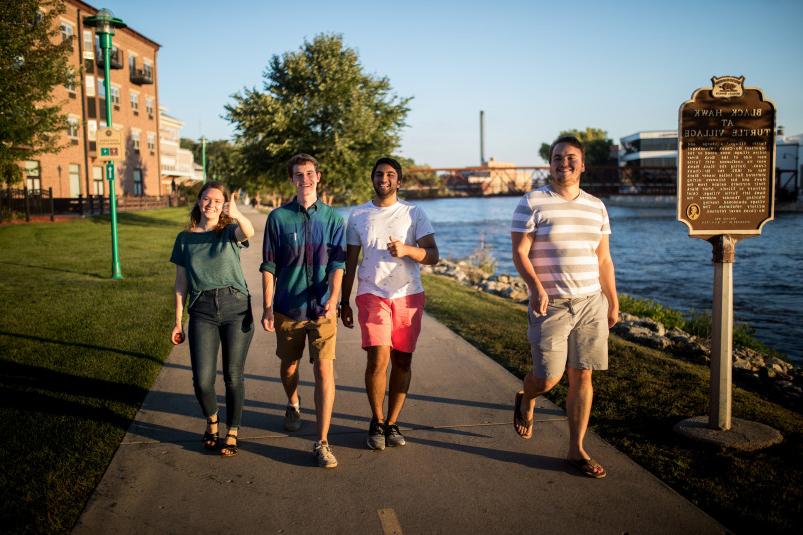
[403, 165, 678, 197]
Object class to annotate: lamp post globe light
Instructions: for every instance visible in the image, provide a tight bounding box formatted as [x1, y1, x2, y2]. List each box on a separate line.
[83, 9, 126, 279]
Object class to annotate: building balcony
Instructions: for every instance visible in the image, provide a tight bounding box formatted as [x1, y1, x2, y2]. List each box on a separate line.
[96, 48, 124, 69]
[130, 68, 154, 85]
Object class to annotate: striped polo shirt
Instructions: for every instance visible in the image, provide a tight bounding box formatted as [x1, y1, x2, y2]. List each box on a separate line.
[260, 198, 346, 320]
[511, 185, 611, 298]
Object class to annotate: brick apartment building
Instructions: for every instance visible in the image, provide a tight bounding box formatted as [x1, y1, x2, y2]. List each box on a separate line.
[22, 0, 163, 199]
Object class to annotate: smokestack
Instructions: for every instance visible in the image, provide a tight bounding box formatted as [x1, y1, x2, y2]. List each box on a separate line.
[480, 110, 486, 165]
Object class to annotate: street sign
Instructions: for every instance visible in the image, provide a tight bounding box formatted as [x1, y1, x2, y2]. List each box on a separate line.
[677, 76, 776, 238]
[105, 161, 115, 181]
[97, 127, 124, 161]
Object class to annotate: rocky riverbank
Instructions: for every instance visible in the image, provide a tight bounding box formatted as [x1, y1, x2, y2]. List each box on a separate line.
[422, 259, 802, 407]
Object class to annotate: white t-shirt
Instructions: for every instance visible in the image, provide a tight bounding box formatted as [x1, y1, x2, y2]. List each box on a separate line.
[346, 200, 435, 299]
[511, 185, 611, 298]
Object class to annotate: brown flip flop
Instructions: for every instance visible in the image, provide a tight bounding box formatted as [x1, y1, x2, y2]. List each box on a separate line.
[513, 391, 533, 439]
[567, 457, 607, 479]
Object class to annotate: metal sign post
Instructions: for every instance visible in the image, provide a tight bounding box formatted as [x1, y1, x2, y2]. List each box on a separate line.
[709, 235, 735, 428]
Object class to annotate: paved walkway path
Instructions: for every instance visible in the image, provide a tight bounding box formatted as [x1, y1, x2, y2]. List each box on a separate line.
[75, 207, 724, 534]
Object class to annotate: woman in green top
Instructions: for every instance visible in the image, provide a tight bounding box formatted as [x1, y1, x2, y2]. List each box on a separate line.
[170, 181, 255, 457]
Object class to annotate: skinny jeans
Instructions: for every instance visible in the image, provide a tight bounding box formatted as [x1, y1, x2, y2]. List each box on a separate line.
[188, 287, 254, 428]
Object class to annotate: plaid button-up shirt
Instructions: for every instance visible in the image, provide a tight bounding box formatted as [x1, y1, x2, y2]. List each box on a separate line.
[260, 198, 346, 320]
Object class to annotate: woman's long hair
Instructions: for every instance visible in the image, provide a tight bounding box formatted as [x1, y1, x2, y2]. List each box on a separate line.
[188, 181, 233, 231]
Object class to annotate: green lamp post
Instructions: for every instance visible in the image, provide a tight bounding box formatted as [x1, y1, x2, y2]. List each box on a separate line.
[84, 8, 126, 279]
[201, 135, 207, 183]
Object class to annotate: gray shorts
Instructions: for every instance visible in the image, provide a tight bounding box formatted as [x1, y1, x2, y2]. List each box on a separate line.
[527, 292, 609, 379]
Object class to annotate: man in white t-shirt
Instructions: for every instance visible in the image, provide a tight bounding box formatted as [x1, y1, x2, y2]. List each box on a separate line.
[340, 157, 439, 450]
[511, 136, 619, 479]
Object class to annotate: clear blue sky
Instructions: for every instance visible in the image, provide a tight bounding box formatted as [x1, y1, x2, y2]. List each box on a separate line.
[100, 0, 803, 167]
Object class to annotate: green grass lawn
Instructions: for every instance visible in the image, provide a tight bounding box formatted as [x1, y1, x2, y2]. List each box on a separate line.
[0, 208, 189, 533]
[422, 274, 803, 534]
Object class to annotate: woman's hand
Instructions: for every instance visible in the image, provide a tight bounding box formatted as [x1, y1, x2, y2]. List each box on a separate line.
[171, 324, 185, 345]
[223, 198, 242, 221]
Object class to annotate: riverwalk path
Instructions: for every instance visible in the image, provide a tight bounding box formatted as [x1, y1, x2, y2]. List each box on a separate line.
[74, 206, 725, 535]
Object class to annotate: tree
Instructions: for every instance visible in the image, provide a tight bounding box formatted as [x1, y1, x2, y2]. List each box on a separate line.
[179, 137, 255, 192]
[0, 0, 74, 185]
[539, 127, 614, 166]
[225, 33, 411, 204]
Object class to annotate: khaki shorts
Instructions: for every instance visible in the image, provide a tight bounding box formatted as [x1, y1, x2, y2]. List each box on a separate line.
[527, 292, 609, 379]
[274, 312, 337, 363]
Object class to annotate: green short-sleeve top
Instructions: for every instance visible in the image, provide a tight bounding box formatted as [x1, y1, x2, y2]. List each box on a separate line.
[170, 224, 249, 307]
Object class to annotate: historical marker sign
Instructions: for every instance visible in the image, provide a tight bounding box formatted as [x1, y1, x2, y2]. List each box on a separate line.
[97, 127, 124, 161]
[677, 76, 776, 237]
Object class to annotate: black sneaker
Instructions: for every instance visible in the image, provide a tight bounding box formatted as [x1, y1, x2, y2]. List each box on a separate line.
[366, 419, 386, 450]
[284, 405, 301, 432]
[385, 423, 406, 447]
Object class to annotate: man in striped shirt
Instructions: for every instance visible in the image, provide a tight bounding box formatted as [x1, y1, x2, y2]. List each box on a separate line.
[510, 136, 619, 479]
[261, 153, 346, 468]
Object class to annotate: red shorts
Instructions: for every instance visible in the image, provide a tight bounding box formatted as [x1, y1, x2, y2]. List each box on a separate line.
[355, 292, 426, 353]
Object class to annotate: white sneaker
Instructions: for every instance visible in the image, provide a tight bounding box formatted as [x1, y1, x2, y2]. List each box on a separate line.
[313, 441, 338, 469]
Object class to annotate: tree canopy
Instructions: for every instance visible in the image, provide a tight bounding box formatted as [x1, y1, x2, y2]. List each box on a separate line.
[179, 137, 254, 192]
[225, 33, 411, 204]
[0, 0, 74, 185]
[539, 127, 614, 166]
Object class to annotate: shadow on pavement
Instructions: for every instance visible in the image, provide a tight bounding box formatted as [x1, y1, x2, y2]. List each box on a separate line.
[408, 435, 568, 472]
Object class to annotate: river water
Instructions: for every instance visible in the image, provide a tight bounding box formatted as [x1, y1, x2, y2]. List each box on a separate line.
[342, 196, 803, 362]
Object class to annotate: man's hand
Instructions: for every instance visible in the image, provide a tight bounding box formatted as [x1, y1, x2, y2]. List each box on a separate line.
[322, 299, 337, 320]
[608, 301, 619, 329]
[530, 286, 549, 316]
[340, 302, 354, 328]
[387, 236, 408, 258]
[262, 306, 275, 332]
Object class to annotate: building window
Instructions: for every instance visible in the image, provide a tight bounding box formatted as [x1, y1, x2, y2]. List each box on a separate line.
[65, 70, 77, 97]
[111, 85, 120, 109]
[145, 96, 154, 118]
[83, 30, 94, 55]
[85, 75, 95, 97]
[132, 130, 141, 152]
[60, 21, 74, 45]
[87, 120, 97, 141]
[93, 166, 104, 195]
[67, 116, 79, 144]
[143, 59, 153, 79]
[147, 132, 156, 153]
[97, 77, 105, 98]
[69, 164, 81, 198]
[129, 52, 137, 72]
[133, 169, 143, 196]
[24, 161, 41, 192]
[130, 91, 139, 114]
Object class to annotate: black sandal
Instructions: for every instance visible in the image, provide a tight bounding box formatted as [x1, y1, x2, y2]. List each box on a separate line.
[202, 415, 219, 451]
[220, 432, 238, 457]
